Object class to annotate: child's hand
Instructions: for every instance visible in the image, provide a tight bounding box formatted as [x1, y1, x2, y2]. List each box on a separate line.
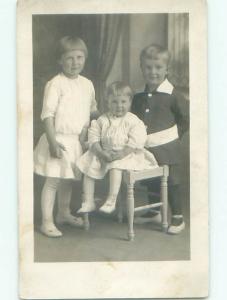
[111, 146, 135, 161]
[111, 150, 126, 161]
[100, 150, 114, 162]
[49, 142, 66, 159]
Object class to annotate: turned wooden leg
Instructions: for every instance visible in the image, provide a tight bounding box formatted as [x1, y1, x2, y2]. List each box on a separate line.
[161, 166, 168, 232]
[83, 213, 90, 231]
[117, 192, 124, 223]
[126, 182, 135, 241]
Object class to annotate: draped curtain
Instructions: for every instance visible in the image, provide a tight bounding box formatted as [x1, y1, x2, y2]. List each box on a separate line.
[33, 15, 125, 143]
[168, 14, 189, 88]
[82, 15, 125, 111]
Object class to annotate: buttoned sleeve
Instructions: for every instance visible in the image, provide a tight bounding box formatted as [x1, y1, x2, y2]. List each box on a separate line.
[127, 117, 147, 149]
[41, 80, 59, 120]
[90, 82, 98, 113]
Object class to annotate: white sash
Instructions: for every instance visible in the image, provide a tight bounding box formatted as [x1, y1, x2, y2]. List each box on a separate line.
[145, 124, 178, 148]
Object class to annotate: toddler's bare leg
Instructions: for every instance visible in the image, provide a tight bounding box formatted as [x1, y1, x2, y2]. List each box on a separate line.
[77, 175, 96, 213]
[99, 169, 122, 214]
[40, 177, 62, 237]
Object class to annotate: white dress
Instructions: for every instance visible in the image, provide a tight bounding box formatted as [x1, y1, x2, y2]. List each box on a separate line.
[34, 73, 97, 179]
[76, 112, 158, 179]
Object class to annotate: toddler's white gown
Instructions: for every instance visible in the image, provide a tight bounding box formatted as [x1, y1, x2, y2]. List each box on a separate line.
[77, 112, 158, 179]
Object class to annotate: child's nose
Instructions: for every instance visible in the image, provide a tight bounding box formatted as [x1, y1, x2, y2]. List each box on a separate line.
[72, 58, 77, 66]
[150, 67, 157, 74]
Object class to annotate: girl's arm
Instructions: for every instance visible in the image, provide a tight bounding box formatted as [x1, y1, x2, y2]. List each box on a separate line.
[79, 124, 89, 152]
[44, 117, 65, 158]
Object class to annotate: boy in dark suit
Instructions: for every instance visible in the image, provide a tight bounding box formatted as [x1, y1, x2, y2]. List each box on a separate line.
[131, 44, 189, 234]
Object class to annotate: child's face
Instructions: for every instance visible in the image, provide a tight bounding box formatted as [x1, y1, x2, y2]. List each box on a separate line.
[59, 50, 86, 79]
[141, 56, 168, 88]
[108, 94, 131, 117]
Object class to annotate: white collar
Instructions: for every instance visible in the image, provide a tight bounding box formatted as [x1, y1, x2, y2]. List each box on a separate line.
[61, 72, 81, 81]
[156, 78, 174, 94]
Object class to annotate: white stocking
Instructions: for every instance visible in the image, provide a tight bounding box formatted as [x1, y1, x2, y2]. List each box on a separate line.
[41, 177, 60, 227]
[108, 169, 122, 199]
[82, 175, 95, 204]
[99, 169, 123, 213]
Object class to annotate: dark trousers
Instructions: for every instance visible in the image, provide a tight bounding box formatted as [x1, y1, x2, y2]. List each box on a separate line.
[143, 164, 183, 216]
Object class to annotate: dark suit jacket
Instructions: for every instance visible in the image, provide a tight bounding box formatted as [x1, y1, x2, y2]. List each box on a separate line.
[131, 87, 189, 165]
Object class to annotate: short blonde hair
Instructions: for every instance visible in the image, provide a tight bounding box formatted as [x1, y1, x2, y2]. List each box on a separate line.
[107, 81, 133, 100]
[140, 44, 170, 66]
[56, 36, 88, 59]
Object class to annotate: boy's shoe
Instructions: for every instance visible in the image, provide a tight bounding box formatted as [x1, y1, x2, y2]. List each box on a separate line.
[56, 214, 84, 227]
[77, 203, 96, 214]
[99, 197, 117, 214]
[134, 211, 162, 224]
[167, 216, 185, 235]
[40, 223, 62, 238]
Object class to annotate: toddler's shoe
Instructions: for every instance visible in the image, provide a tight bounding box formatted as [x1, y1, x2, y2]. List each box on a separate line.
[40, 223, 62, 238]
[134, 211, 162, 224]
[77, 202, 96, 214]
[99, 197, 116, 214]
[167, 216, 185, 235]
[56, 213, 84, 227]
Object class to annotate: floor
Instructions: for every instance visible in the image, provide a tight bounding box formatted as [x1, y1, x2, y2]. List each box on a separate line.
[34, 177, 190, 262]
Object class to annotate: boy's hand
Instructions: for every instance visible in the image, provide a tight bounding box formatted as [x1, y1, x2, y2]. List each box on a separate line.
[49, 142, 66, 159]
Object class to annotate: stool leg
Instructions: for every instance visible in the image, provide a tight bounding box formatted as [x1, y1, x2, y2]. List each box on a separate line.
[83, 213, 90, 231]
[117, 192, 124, 223]
[161, 173, 168, 232]
[126, 183, 135, 241]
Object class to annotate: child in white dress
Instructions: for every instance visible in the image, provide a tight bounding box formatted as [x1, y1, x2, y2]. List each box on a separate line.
[77, 82, 158, 214]
[34, 36, 99, 237]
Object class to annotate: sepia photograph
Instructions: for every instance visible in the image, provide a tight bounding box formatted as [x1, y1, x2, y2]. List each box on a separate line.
[33, 12, 190, 262]
[18, 0, 208, 298]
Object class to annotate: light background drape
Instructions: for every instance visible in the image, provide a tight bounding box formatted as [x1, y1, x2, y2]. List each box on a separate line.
[168, 13, 189, 88]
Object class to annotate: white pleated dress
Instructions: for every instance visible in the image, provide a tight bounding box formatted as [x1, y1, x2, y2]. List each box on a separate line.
[76, 112, 159, 179]
[34, 73, 97, 180]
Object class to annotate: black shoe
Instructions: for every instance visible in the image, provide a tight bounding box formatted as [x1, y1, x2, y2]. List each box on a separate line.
[134, 211, 161, 224]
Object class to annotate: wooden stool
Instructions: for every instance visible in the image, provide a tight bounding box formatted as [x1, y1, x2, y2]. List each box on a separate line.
[118, 165, 169, 241]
